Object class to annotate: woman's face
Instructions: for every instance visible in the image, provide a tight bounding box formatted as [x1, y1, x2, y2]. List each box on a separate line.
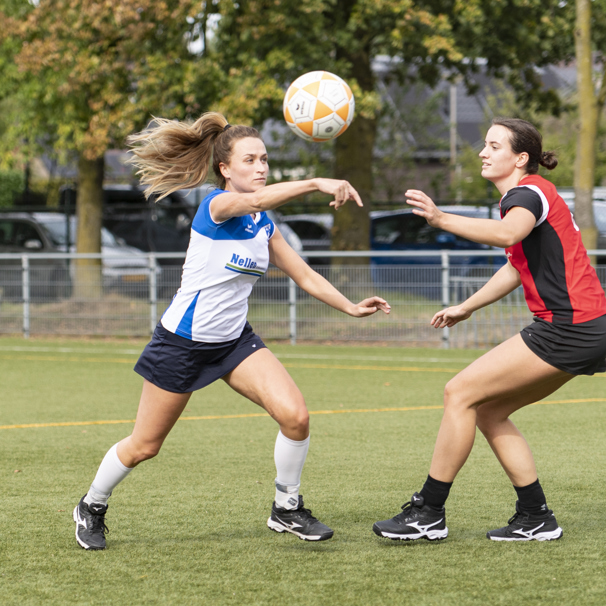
[479, 125, 527, 183]
[220, 137, 269, 193]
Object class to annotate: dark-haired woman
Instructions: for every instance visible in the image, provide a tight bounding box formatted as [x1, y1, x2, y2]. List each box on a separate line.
[373, 118, 606, 542]
[73, 112, 390, 550]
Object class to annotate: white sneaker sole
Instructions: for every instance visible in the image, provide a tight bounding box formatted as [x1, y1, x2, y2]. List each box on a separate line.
[488, 527, 563, 541]
[377, 527, 449, 541]
[267, 517, 332, 541]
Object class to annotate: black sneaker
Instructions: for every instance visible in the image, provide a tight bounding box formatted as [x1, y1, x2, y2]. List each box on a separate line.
[373, 492, 448, 541]
[267, 496, 334, 541]
[73, 495, 109, 550]
[486, 501, 563, 541]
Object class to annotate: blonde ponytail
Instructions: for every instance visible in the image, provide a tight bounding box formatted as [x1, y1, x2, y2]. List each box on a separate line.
[127, 112, 229, 200]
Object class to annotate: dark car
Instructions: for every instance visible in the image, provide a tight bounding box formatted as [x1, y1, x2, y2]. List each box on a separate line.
[0, 213, 71, 300]
[280, 214, 332, 265]
[61, 185, 194, 260]
[369, 206, 506, 297]
[0, 212, 160, 301]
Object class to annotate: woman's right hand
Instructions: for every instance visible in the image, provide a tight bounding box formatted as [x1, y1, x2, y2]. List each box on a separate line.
[431, 304, 472, 329]
[313, 178, 363, 209]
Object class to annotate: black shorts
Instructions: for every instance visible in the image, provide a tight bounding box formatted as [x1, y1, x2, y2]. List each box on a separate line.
[134, 322, 267, 393]
[520, 315, 606, 376]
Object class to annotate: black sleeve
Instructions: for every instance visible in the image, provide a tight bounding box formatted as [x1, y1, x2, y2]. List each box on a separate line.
[500, 187, 543, 221]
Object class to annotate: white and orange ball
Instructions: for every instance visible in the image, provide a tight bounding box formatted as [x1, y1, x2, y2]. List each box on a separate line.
[283, 71, 355, 142]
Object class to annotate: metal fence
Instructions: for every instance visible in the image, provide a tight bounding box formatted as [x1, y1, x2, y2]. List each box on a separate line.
[1, 250, 605, 348]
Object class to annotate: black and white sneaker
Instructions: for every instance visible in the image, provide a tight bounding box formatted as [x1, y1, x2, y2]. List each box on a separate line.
[267, 496, 334, 541]
[73, 495, 109, 550]
[373, 492, 448, 541]
[486, 501, 563, 541]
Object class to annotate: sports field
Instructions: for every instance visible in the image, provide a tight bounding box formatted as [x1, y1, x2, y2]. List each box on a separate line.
[1, 337, 606, 605]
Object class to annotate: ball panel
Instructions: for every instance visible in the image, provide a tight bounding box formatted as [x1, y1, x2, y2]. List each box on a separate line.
[313, 99, 333, 120]
[287, 90, 316, 122]
[314, 115, 344, 138]
[321, 81, 348, 108]
[287, 86, 300, 102]
[297, 121, 315, 137]
[283, 105, 294, 124]
[336, 103, 350, 122]
[303, 81, 320, 97]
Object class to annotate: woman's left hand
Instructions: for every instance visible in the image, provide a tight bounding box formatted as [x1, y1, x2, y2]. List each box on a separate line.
[349, 297, 391, 317]
[405, 189, 444, 227]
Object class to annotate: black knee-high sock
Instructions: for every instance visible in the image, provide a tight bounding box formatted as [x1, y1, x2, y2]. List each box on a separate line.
[514, 479, 547, 515]
[419, 475, 453, 510]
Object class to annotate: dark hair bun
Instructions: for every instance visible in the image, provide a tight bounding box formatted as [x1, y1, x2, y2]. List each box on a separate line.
[539, 150, 558, 171]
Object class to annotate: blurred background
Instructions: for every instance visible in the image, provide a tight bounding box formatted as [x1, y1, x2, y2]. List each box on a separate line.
[1, 0, 605, 346]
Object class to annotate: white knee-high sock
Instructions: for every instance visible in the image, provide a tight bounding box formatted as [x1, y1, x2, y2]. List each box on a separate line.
[274, 431, 310, 510]
[84, 443, 133, 506]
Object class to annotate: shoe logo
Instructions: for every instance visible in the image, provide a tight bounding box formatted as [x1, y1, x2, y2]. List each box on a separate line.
[275, 515, 303, 530]
[75, 509, 88, 530]
[513, 523, 545, 538]
[91, 506, 104, 513]
[407, 519, 443, 534]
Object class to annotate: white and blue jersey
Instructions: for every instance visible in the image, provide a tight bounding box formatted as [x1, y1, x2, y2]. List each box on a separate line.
[161, 189, 275, 342]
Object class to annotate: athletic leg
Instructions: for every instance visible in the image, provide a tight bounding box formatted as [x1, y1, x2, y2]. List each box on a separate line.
[428, 334, 570, 483]
[374, 334, 570, 541]
[475, 373, 573, 488]
[74, 381, 191, 550]
[223, 348, 333, 541]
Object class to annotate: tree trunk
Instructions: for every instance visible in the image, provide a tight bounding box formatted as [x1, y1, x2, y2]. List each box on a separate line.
[73, 155, 104, 299]
[574, 0, 598, 261]
[333, 113, 375, 252]
[332, 47, 376, 261]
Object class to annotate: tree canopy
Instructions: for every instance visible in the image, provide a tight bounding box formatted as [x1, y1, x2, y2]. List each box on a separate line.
[211, 0, 575, 251]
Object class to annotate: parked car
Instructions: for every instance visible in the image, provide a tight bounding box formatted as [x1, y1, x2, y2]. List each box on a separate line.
[41, 212, 162, 283]
[280, 213, 332, 265]
[0, 213, 71, 300]
[0, 212, 159, 300]
[369, 206, 506, 297]
[61, 185, 194, 260]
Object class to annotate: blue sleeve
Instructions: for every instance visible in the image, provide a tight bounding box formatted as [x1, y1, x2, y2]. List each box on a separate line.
[192, 189, 226, 235]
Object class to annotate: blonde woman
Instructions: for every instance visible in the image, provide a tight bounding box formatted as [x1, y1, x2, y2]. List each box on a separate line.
[73, 113, 390, 550]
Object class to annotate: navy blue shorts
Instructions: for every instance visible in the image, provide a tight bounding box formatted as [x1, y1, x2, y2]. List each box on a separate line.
[134, 322, 267, 393]
[521, 315, 606, 376]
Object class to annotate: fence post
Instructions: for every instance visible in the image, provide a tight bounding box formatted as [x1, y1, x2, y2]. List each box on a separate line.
[149, 254, 158, 335]
[288, 277, 297, 345]
[22, 254, 30, 339]
[441, 251, 450, 349]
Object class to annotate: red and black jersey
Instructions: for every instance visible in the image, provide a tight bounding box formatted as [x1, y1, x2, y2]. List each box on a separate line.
[500, 175, 606, 324]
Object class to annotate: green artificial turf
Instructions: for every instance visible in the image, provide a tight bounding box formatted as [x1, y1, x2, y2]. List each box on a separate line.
[1, 337, 606, 605]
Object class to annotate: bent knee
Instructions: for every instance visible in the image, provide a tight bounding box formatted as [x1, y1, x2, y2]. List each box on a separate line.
[443, 379, 470, 412]
[287, 408, 310, 434]
[279, 400, 309, 434]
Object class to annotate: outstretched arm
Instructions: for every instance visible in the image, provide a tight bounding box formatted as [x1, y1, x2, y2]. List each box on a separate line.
[211, 178, 362, 222]
[432, 261, 521, 329]
[268, 229, 391, 317]
[405, 189, 536, 248]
